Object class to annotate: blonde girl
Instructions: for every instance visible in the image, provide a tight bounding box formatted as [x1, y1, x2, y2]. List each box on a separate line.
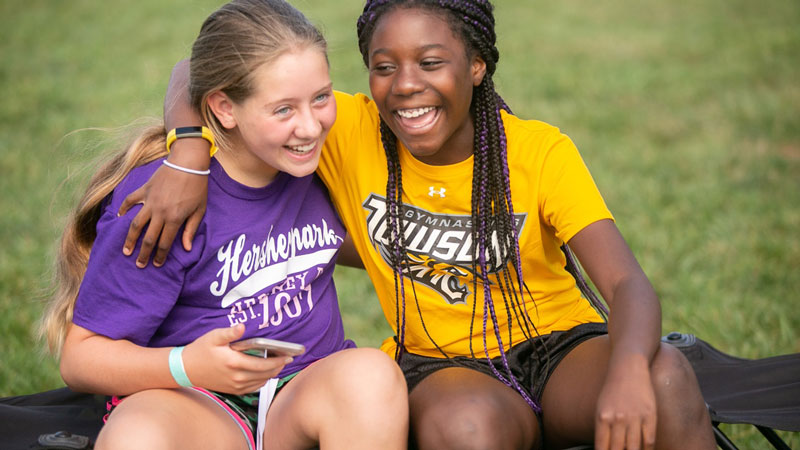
[41, 1, 407, 449]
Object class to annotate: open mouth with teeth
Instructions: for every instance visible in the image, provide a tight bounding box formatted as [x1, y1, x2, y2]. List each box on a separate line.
[286, 142, 316, 155]
[395, 106, 439, 130]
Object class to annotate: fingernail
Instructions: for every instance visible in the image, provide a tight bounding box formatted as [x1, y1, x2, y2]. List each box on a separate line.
[123, 247, 132, 256]
[285, 357, 293, 364]
[136, 261, 146, 269]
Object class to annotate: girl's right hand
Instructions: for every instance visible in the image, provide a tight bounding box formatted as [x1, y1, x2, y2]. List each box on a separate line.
[594, 355, 657, 450]
[182, 324, 292, 395]
[118, 140, 210, 268]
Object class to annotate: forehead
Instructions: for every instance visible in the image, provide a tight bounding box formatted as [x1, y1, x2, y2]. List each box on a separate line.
[248, 47, 330, 99]
[369, 7, 466, 55]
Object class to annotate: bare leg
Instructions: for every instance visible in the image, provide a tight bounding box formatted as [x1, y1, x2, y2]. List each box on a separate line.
[541, 336, 716, 449]
[262, 347, 408, 450]
[96, 388, 249, 450]
[408, 367, 540, 450]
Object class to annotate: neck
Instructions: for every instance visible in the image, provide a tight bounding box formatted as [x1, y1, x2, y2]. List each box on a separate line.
[412, 117, 475, 166]
[214, 143, 279, 188]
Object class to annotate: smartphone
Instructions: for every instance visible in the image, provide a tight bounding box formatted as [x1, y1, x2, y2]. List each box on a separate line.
[230, 337, 306, 358]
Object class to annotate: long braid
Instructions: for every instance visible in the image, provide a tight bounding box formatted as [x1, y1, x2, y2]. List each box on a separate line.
[472, 73, 541, 411]
[381, 117, 453, 360]
[358, 0, 606, 413]
[380, 121, 407, 359]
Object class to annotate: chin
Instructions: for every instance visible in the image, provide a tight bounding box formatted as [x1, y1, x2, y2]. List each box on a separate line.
[404, 142, 440, 158]
[282, 169, 312, 178]
[284, 163, 319, 178]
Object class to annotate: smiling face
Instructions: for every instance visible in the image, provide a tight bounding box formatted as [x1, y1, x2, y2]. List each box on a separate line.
[367, 7, 486, 166]
[209, 46, 336, 187]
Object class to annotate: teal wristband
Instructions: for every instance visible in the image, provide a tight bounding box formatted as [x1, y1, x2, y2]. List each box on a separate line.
[168, 346, 193, 387]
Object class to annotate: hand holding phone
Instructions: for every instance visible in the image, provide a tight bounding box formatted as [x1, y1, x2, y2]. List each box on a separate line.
[230, 337, 305, 358]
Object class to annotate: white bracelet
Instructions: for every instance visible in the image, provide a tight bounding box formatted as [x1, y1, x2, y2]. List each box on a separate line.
[162, 159, 211, 176]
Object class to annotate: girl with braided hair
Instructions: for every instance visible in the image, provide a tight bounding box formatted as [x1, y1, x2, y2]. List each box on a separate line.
[122, 1, 716, 448]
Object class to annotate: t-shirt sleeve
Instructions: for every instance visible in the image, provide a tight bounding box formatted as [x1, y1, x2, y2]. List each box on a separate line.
[538, 131, 614, 244]
[71, 168, 194, 346]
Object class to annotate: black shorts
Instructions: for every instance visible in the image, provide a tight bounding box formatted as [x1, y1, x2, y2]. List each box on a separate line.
[398, 322, 608, 407]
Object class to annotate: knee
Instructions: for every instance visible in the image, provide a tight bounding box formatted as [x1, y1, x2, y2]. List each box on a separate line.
[96, 405, 172, 450]
[650, 343, 706, 415]
[413, 395, 510, 450]
[332, 348, 408, 411]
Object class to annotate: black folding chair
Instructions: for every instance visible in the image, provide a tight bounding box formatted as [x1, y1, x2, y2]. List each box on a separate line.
[2, 334, 797, 449]
[663, 332, 800, 449]
[0, 386, 105, 449]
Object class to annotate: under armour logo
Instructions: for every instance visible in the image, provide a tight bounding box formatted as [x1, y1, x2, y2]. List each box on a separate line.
[428, 186, 446, 198]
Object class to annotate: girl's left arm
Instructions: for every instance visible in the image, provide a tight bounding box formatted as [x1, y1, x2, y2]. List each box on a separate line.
[60, 323, 289, 396]
[567, 218, 660, 450]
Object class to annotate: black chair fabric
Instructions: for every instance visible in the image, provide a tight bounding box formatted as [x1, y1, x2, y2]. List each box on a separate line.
[663, 332, 800, 432]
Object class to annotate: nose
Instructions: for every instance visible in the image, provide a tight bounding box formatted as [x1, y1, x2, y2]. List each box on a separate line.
[294, 107, 323, 139]
[391, 65, 424, 97]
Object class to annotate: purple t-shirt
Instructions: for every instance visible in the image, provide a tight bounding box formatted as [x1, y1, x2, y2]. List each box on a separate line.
[73, 158, 354, 377]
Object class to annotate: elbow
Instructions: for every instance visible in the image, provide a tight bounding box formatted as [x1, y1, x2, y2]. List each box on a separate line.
[59, 350, 83, 391]
[59, 324, 113, 394]
[59, 363, 78, 392]
[59, 341, 94, 393]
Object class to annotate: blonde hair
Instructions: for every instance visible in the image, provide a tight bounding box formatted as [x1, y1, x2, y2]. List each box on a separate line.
[40, 127, 166, 354]
[41, 0, 327, 354]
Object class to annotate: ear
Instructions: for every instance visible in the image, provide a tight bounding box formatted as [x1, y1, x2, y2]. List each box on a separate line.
[207, 91, 237, 129]
[471, 54, 487, 87]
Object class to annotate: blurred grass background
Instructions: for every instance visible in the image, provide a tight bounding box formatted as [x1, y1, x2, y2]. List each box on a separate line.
[0, 0, 797, 446]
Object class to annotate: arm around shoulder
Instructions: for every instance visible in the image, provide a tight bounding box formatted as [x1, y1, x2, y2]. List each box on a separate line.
[118, 58, 211, 268]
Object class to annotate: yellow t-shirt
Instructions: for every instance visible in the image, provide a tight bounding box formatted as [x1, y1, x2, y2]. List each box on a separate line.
[318, 91, 612, 358]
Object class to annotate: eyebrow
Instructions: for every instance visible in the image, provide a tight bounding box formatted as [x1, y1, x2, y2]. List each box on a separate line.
[265, 82, 333, 106]
[370, 43, 448, 60]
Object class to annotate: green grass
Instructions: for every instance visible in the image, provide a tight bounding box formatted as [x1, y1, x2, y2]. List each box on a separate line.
[1, 0, 797, 447]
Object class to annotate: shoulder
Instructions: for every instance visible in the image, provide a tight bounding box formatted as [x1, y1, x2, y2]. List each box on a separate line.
[501, 111, 579, 165]
[99, 157, 205, 262]
[110, 158, 163, 205]
[501, 110, 565, 143]
[103, 157, 207, 251]
[322, 92, 382, 173]
[334, 90, 376, 111]
[333, 91, 380, 127]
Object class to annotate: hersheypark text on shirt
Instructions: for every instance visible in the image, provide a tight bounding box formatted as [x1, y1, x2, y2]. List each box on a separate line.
[210, 219, 342, 328]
